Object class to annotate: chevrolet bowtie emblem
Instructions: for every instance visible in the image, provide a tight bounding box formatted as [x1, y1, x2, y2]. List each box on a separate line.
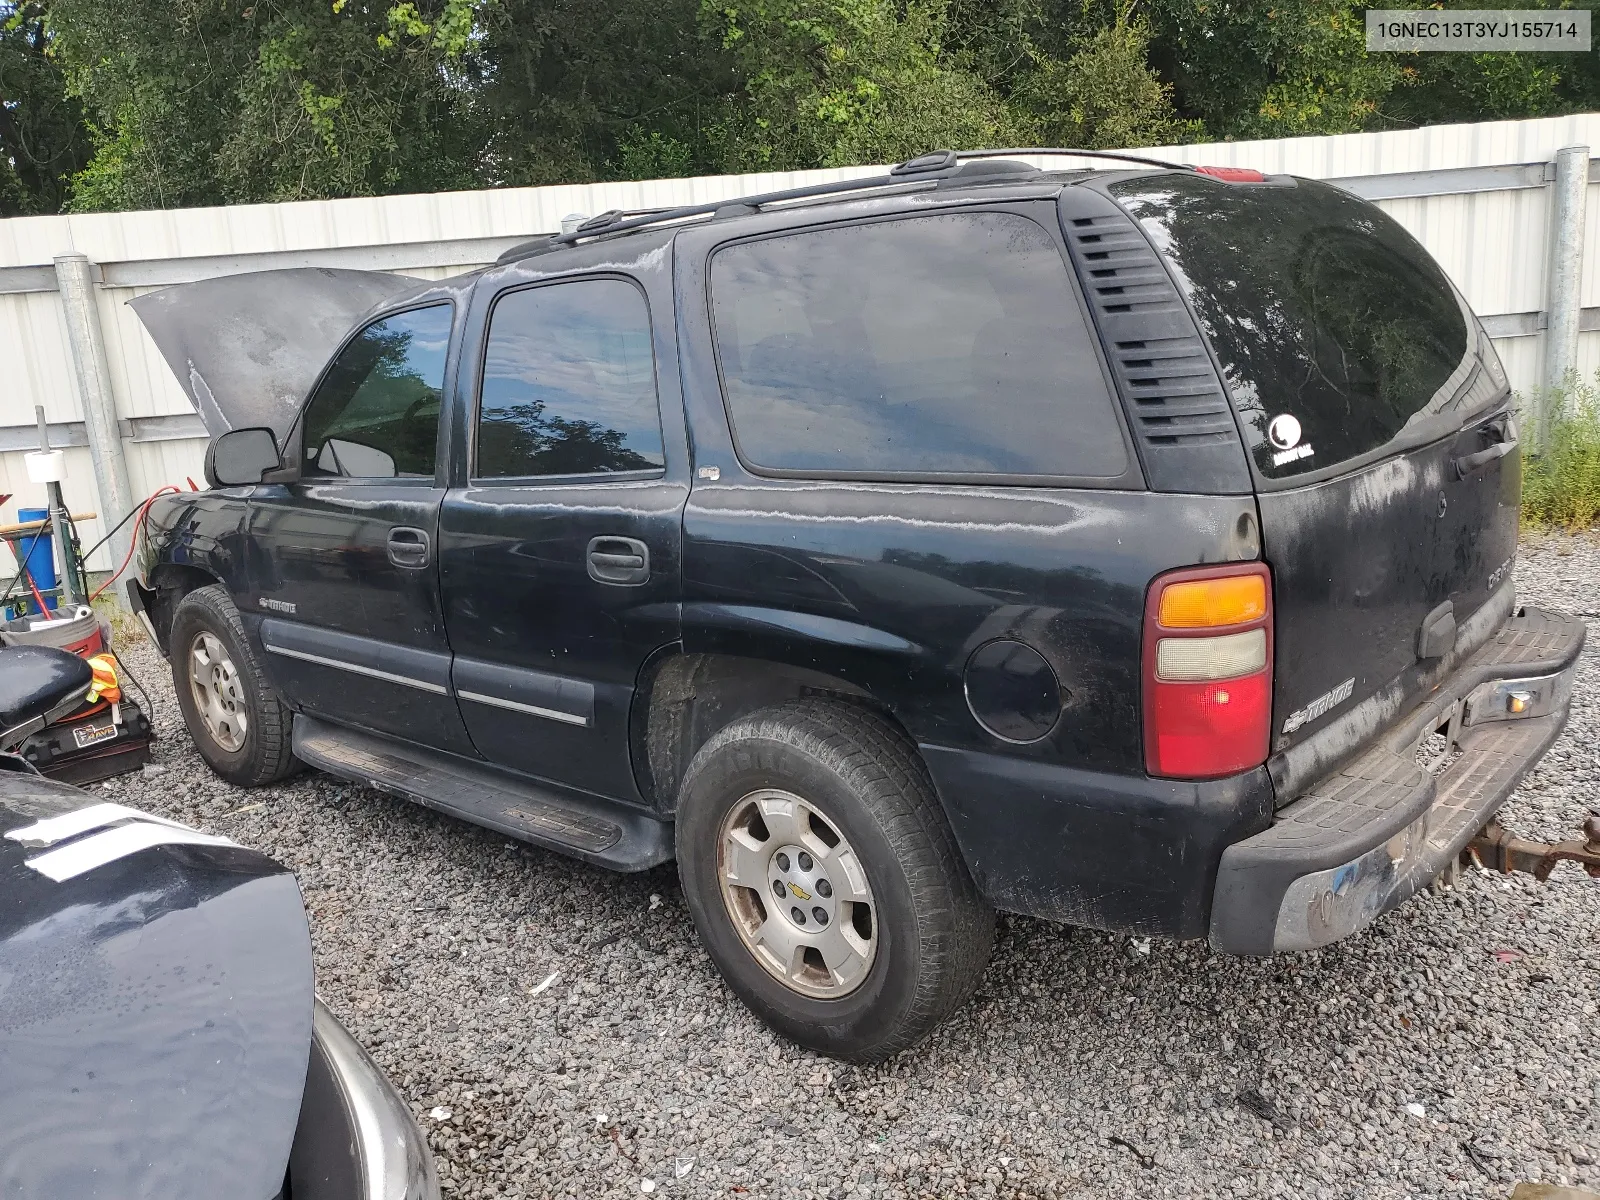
[787, 882, 811, 901]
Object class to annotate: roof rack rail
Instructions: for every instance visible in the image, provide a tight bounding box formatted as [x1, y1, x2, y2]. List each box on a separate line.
[528, 171, 913, 252]
[954, 148, 1196, 172]
[496, 147, 1192, 262]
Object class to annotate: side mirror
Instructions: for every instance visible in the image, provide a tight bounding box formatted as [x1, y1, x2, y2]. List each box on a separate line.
[207, 427, 282, 487]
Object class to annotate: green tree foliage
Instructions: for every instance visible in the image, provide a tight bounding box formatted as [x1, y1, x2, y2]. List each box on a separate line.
[1148, 0, 1404, 138]
[1386, 0, 1600, 127]
[702, 0, 1024, 170]
[48, 0, 483, 208]
[471, 0, 740, 185]
[0, 1, 90, 214]
[46, 0, 251, 209]
[5, 0, 1600, 214]
[1148, 0, 1600, 140]
[1012, 12, 1201, 148]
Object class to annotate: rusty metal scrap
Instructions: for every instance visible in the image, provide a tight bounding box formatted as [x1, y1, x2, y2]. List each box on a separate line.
[1464, 814, 1600, 882]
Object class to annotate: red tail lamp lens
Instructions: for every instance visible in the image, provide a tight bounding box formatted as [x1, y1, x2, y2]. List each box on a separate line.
[1194, 166, 1266, 182]
[1148, 673, 1271, 778]
[1143, 563, 1273, 779]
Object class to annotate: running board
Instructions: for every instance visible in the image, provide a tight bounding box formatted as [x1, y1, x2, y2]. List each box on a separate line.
[291, 715, 673, 871]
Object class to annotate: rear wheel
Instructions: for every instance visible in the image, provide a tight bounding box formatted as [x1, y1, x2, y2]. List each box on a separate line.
[170, 585, 300, 787]
[675, 699, 993, 1061]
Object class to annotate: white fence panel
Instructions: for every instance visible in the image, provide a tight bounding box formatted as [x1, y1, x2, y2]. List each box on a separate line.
[2, 290, 80, 425]
[2, 117, 1599, 573]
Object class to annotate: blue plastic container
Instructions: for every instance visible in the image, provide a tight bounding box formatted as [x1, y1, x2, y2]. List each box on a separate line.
[16, 507, 58, 610]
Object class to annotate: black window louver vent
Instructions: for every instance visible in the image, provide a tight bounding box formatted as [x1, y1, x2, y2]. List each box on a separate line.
[1061, 200, 1251, 493]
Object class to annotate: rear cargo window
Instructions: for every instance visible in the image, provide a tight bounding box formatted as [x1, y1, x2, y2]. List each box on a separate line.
[709, 211, 1127, 480]
[1110, 175, 1474, 480]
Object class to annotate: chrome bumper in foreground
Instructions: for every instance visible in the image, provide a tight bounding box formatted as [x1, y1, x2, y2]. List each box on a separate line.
[1210, 607, 1586, 955]
[289, 1001, 440, 1200]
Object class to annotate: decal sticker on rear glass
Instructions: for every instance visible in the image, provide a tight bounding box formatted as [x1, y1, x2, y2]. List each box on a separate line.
[1268, 413, 1314, 467]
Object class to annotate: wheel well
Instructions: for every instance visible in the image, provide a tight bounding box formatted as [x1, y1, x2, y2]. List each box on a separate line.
[141, 564, 220, 654]
[635, 652, 899, 812]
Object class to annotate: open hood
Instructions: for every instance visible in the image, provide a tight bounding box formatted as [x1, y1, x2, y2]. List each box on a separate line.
[129, 267, 419, 442]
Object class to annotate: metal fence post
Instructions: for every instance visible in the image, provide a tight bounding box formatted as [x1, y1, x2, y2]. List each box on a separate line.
[53, 253, 136, 609]
[1539, 144, 1590, 448]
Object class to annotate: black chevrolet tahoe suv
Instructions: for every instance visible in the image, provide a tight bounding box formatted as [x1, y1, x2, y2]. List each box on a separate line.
[127, 149, 1584, 1061]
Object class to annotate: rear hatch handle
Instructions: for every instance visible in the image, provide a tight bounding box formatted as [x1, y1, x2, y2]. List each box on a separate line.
[1454, 415, 1518, 480]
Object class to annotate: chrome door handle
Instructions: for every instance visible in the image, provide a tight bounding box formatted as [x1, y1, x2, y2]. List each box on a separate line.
[387, 527, 431, 569]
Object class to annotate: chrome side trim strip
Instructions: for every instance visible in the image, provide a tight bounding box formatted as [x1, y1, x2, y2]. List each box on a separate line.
[264, 644, 450, 695]
[456, 689, 589, 727]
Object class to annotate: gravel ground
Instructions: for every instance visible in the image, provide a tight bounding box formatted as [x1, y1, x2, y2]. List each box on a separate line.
[98, 534, 1598, 1200]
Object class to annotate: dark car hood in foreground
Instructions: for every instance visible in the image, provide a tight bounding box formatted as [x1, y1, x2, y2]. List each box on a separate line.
[129, 267, 419, 442]
[0, 771, 314, 1199]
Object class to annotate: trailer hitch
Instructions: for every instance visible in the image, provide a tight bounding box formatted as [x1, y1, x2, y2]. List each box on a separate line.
[1463, 813, 1600, 882]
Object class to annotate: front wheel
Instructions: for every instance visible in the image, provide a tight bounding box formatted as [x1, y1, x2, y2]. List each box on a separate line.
[170, 585, 300, 787]
[675, 700, 994, 1061]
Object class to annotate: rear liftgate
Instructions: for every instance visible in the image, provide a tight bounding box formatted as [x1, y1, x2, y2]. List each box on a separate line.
[1096, 171, 1595, 938]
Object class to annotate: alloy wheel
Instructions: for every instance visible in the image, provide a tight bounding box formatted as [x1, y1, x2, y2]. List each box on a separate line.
[188, 631, 248, 752]
[716, 789, 878, 999]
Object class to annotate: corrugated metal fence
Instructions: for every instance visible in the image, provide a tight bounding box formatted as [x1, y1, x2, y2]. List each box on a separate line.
[4, 112, 1600, 573]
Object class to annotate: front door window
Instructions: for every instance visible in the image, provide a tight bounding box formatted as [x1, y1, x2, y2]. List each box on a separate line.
[300, 304, 453, 479]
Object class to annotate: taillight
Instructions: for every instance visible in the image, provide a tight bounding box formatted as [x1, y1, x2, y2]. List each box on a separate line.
[1143, 563, 1273, 779]
[1193, 166, 1266, 182]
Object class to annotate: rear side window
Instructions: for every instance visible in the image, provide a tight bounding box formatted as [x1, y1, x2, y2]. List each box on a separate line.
[709, 211, 1127, 480]
[302, 304, 452, 479]
[475, 278, 664, 479]
[1110, 175, 1474, 480]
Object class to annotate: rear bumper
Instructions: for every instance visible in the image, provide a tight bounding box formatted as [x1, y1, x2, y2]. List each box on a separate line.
[922, 747, 1274, 939]
[1209, 607, 1585, 955]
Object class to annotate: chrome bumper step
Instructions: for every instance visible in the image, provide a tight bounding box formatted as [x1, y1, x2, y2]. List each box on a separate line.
[1210, 606, 1586, 954]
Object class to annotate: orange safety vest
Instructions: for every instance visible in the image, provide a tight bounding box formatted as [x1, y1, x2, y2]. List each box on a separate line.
[84, 653, 123, 706]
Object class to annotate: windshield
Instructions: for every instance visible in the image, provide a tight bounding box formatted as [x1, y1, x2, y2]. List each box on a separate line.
[1110, 175, 1477, 480]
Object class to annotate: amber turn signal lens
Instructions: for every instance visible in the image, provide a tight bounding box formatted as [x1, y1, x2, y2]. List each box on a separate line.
[1157, 574, 1267, 629]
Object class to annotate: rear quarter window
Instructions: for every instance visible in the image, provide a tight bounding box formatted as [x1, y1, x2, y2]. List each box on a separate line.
[1110, 175, 1476, 480]
[709, 210, 1129, 481]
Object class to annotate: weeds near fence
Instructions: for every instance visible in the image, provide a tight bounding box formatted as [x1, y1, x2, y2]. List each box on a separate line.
[1521, 374, 1600, 530]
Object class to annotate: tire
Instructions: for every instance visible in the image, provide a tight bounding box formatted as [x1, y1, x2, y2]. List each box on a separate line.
[675, 699, 994, 1061]
[169, 584, 301, 787]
